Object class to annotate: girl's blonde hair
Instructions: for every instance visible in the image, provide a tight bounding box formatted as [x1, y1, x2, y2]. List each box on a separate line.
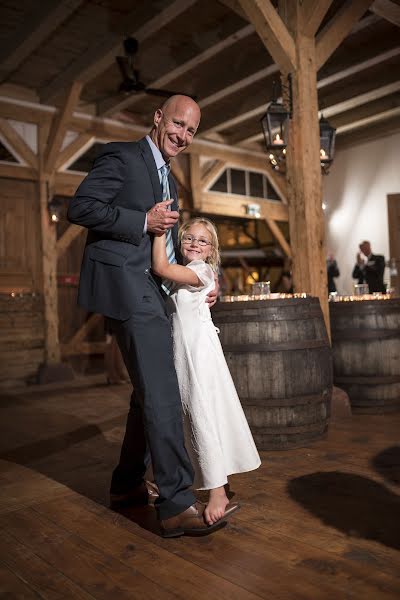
[178, 217, 220, 271]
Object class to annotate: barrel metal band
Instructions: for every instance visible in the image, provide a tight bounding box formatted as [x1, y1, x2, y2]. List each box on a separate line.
[214, 308, 322, 323]
[240, 390, 331, 407]
[334, 374, 400, 384]
[332, 328, 400, 341]
[223, 338, 329, 352]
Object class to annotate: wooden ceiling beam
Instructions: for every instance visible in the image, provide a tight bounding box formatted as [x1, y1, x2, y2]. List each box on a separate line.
[316, 0, 374, 70]
[371, 0, 400, 27]
[336, 113, 400, 149]
[41, 0, 197, 104]
[99, 24, 254, 116]
[199, 62, 278, 110]
[211, 47, 400, 143]
[320, 80, 400, 118]
[240, 79, 400, 145]
[201, 191, 288, 222]
[336, 106, 400, 135]
[262, 215, 291, 257]
[330, 92, 400, 128]
[56, 224, 84, 258]
[201, 160, 227, 191]
[300, 0, 334, 37]
[0, 0, 83, 82]
[217, 0, 248, 20]
[0, 163, 37, 181]
[44, 81, 83, 175]
[238, 0, 296, 72]
[55, 133, 94, 171]
[0, 117, 38, 169]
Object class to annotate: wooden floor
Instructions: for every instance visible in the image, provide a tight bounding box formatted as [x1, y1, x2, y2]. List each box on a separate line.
[0, 378, 399, 599]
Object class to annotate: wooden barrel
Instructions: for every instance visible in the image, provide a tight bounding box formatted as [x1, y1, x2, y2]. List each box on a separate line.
[330, 298, 400, 414]
[212, 297, 332, 450]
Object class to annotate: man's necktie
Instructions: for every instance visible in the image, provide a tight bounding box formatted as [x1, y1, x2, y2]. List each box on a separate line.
[159, 163, 177, 294]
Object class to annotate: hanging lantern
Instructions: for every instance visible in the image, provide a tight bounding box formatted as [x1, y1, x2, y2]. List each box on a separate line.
[319, 115, 336, 174]
[261, 101, 290, 172]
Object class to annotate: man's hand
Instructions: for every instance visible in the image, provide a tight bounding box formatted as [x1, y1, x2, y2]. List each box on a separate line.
[147, 200, 179, 235]
[356, 252, 365, 266]
[206, 273, 219, 308]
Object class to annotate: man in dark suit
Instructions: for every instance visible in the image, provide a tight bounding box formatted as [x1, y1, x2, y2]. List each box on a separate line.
[68, 95, 227, 537]
[352, 240, 386, 293]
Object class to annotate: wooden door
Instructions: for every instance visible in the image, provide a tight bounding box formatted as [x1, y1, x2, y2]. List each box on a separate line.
[0, 178, 42, 292]
[387, 194, 400, 296]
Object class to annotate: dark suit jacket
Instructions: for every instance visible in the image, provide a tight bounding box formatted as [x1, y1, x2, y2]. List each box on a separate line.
[327, 260, 340, 293]
[352, 253, 386, 293]
[67, 139, 179, 320]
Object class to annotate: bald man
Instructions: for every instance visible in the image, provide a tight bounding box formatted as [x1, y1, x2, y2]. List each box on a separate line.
[68, 96, 224, 536]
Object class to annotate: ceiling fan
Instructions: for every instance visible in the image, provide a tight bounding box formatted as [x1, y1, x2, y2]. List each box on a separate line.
[116, 37, 190, 98]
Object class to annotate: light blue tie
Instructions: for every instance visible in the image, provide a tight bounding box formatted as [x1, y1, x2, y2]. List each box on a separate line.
[160, 163, 177, 294]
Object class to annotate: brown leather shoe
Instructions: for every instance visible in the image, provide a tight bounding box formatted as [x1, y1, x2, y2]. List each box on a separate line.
[161, 501, 230, 538]
[110, 481, 149, 508]
[110, 480, 160, 508]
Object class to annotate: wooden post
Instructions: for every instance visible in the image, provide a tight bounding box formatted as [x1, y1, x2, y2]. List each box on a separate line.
[38, 122, 61, 364]
[283, 34, 330, 333]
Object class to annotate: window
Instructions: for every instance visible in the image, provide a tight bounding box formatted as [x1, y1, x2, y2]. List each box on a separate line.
[0, 141, 18, 163]
[210, 167, 281, 201]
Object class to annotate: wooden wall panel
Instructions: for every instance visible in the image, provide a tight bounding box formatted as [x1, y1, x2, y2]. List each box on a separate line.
[0, 294, 44, 388]
[0, 178, 42, 292]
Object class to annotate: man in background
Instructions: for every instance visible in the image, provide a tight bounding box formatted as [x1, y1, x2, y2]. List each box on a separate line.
[352, 240, 386, 293]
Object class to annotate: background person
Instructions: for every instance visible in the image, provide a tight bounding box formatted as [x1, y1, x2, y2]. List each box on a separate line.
[352, 241, 385, 293]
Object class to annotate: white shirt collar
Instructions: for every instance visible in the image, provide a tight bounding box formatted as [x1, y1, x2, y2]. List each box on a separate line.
[146, 135, 168, 171]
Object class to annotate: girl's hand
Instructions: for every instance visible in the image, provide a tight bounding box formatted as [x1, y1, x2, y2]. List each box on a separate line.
[147, 200, 179, 235]
[206, 273, 219, 307]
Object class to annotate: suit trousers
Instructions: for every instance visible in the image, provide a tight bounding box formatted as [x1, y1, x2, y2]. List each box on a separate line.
[109, 275, 195, 519]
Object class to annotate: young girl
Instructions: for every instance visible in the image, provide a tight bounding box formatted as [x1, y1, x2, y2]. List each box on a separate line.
[152, 214, 261, 525]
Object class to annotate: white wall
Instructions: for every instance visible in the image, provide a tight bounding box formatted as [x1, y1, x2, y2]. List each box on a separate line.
[323, 131, 400, 294]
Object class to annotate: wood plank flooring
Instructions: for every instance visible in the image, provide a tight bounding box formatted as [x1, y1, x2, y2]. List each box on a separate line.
[0, 379, 399, 599]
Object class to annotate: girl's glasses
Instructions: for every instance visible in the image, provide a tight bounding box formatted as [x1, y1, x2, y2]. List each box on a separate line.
[182, 234, 212, 247]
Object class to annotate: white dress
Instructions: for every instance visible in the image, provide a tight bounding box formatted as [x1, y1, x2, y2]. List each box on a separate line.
[168, 260, 261, 490]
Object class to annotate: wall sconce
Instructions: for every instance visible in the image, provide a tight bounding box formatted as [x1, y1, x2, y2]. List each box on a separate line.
[319, 115, 336, 175]
[47, 196, 64, 223]
[246, 203, 261, 218]
[260, 78, 291, 173]
[261, 77, 336, 175]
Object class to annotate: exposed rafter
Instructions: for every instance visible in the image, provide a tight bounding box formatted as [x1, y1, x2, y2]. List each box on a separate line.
[335, 106, 400, 134]
[44, 82, 83, 174]
[199, 62, 278, 110]
[204, 48, 400, 142]
[99, 24, 254, 116]
[300, 0, 334, 37]
[238, 0, 296, 72]
[199, 19, 393, 133]
[321, 80, 400, 118]
[0, 117, 38, 169]
[56, 133, 94, 171]
[316, 0, 375, 70]
[0, 0, 83, 82]
[40, 0, 197, 104]
[371, 0, 400, 27]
